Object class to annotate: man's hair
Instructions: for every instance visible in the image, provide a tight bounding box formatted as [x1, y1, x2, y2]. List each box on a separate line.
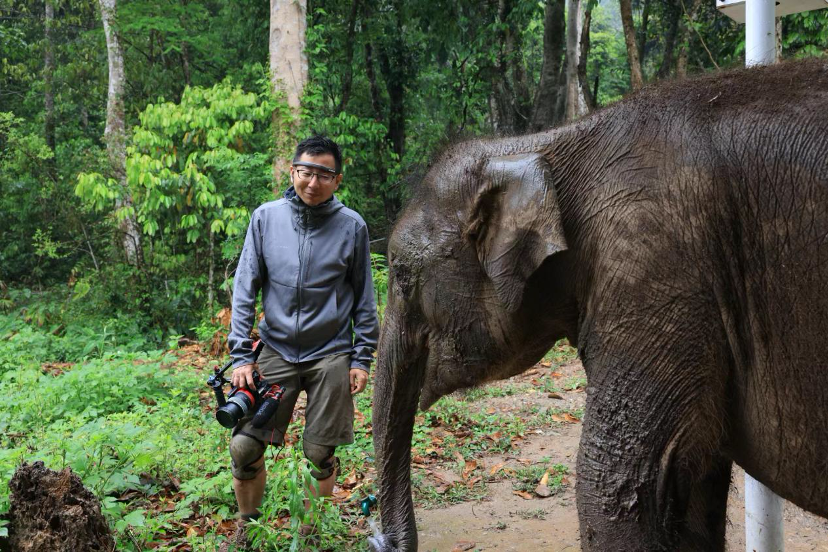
[293, 135, 342, 174]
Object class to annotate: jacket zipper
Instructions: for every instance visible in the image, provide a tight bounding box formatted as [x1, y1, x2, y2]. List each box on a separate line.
[295, 212, 307, 362]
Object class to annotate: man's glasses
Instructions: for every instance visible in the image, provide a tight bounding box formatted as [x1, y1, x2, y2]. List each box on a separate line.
[294, 168, 336, 184]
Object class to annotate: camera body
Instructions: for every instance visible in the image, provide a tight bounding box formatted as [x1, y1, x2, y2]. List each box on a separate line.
[206, 341, 286, 429]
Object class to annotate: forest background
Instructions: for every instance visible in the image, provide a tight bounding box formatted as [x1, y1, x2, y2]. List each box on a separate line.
[1, 0, 827, 550]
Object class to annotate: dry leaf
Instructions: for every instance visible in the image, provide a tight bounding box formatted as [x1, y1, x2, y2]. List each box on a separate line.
[547, 392, 564, 399]
[513, 490, 533, 500]
[550, 371, 564, 378]
[454, 451, 465, 465]
[564, 412, 580, 423]
[516, 458, 532, 465]
[540, 471, 549, 486]
[462, 459, 477, 479]
[186, 526, 198, 537]
[467, 476, 482, 486]
[452, 541, 476, 551]
[524, 368, 540, 376]
[489, 462, 506, 476]
[540, 360, 552, 367]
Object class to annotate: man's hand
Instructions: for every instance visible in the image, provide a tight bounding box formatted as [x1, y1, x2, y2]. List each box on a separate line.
[350, 368, 368, 395]
[232, 363, 257, 389]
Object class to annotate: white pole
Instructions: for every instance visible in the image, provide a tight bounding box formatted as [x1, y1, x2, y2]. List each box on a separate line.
[745, 474, 785, 551]
[743, 4, 785, 548]
[745, 0, 777, 65]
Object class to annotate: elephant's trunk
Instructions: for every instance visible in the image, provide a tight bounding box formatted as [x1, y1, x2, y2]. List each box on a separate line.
[369, 311, 427, 552]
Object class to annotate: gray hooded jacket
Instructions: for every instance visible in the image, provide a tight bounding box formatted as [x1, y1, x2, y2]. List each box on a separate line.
[228, 187, 379, 371]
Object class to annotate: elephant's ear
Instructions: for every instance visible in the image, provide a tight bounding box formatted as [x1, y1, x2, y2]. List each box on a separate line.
[465, 153, 568, 312]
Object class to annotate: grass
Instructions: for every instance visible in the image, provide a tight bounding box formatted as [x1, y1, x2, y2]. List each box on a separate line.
[512, 462, 569, 495]
[0, 291, 584, 549]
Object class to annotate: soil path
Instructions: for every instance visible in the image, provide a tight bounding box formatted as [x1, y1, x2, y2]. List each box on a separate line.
[413, 360, 828, 552]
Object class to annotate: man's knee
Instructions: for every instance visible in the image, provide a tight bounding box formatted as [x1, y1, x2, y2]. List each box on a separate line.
[303, 441, 337, 480]
[230, 433, 266, 480]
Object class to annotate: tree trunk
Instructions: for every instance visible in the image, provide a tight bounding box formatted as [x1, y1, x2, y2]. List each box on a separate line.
[269, 0, 308, 183]
[336, 0, 361, 113]
[565, 0, 581, 120]
[578, 7, 595, 111]
[619, 0, 644, 89]
[99, 0, 142, 266]
[44, 0, 56, 153]
[637, 0, 651, 69]
[775, 17, 782, 61]
[675, 0, 697, 79]
[530, 0, 566, 130]
[364, 42, 383, 121]
[657, 3, 681, 79]
[207, 228, 215, 312]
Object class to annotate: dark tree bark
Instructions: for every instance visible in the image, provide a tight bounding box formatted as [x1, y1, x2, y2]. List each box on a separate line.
[578, 6, 595, 111]
[336, 0, 361, 113]
[657, 2, 681, 78]
[637, 0, 651, 68]
[44, 0, 56, 153]
[530, 0, 566, 131]
[675, 0, 698, 79]
[619, 0, 644, 89]
[364, 41, 383, 121]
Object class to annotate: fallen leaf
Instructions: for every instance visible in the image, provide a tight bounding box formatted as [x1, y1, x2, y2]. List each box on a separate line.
[564, 412, 581, 423]
[540, 471, 549, 486]
[452, 541, 476, 551]
[462, 459, 477, 479]
[467, 476, 482, 486]
[454, 451, 465, 466]
[547, 392, 564, 399]
[435, 483, 452, 494]
[486, 407, 496, 414]
[186, 526, 198, 537]
[513, 490, 533, 500]
[489, 462, 506, 476]
[516, 458, 532, 465]
[550, 371, 564, 378]
[540, 360, 552, 367]
[524, 368, 540, 376]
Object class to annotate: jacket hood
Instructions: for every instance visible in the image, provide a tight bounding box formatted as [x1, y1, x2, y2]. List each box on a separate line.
[284, 186, 344, 227]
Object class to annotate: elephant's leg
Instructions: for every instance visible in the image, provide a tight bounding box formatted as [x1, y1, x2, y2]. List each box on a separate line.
[576, 352, 730, 551]
[678, 454, 732, 551]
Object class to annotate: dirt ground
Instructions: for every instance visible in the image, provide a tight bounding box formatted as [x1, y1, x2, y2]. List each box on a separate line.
[413, 360, 828, 552]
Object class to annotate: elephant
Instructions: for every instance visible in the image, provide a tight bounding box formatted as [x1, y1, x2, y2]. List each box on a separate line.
[369, 59, 828, 552]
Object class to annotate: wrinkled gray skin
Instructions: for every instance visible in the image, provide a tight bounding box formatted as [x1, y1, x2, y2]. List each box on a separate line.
[369, 60, 828, 552]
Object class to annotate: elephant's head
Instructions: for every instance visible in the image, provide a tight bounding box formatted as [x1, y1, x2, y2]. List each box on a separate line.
[370, 147, 578, 551]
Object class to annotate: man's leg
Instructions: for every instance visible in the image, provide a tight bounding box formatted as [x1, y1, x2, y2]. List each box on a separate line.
[230, 433, 267, 518]
[303, 440, 338, 498]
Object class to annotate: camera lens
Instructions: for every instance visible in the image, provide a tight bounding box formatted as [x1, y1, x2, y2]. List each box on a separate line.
[216, 391, 254, 429]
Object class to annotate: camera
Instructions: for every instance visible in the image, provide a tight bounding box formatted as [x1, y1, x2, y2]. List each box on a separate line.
[207, 341, 286, 429]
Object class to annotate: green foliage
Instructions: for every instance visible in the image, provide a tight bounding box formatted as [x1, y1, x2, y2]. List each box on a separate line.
[77, 81, 274, 243]
[512, 461, 569, 495]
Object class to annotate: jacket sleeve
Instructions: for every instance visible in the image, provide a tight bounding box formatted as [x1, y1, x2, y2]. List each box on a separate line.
[349, 222, 379, 372]
[228, 210, 264, 368]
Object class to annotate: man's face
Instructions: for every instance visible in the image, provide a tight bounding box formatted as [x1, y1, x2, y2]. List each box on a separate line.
[290, 152, 343, 206]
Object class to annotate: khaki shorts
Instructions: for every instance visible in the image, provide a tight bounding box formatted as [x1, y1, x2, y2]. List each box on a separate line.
[231, 345, 354, 447]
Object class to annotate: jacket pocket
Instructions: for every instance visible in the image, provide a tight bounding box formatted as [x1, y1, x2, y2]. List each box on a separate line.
[298, 287, 340, 346]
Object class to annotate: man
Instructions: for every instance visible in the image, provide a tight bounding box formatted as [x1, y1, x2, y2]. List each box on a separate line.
[223, 135, 379, 547]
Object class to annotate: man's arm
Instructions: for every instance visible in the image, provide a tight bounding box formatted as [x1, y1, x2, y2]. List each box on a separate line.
[349, 222, 380, 373]
[228, 210, 265, 370]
